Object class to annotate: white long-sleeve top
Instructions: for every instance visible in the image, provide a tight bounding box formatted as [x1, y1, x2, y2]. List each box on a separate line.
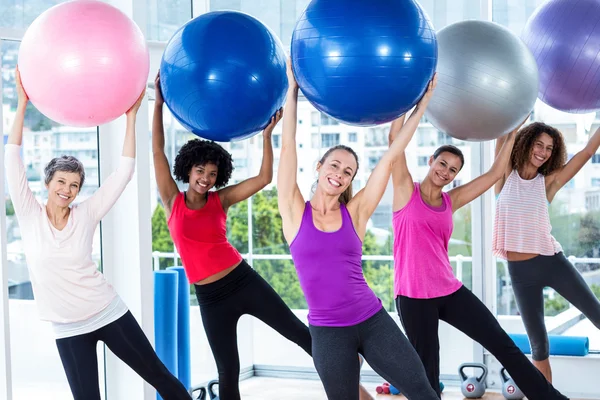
[5, 144, 135, 323]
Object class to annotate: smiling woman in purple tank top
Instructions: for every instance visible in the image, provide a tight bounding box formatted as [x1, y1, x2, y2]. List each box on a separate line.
[277, 59, 440, 400]
[389, 113, 568, 400]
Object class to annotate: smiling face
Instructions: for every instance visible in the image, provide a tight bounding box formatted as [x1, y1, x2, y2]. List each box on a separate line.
[45, 171, 81, 208]
[188, 163, 218, 195]
[427, 151, 463, 187]
[528, 132, 554, 169]
[316, 149, 358, 197]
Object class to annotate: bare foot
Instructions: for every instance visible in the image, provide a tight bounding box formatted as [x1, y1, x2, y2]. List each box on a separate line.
[359, 384, 374, 400]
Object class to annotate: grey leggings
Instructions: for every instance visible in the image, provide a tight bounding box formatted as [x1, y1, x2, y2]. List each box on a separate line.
[309, 308, 439, 400]
[509, 252, 600, 360]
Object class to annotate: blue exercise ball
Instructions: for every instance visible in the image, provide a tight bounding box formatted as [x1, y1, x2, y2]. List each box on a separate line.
[160, 11, 288, 142]
[291, 0, 437, 126]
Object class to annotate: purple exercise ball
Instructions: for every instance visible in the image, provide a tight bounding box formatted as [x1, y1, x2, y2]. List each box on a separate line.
[522, 0, 600, 113]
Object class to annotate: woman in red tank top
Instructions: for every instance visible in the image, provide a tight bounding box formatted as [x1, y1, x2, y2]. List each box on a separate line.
[152, 73, 371, 400]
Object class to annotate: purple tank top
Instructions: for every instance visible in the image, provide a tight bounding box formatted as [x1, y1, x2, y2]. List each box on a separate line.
[289, 202, 382, 327]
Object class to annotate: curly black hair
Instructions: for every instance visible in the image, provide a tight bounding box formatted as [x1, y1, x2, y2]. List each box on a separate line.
[511, 122, 567, 176]
[173, 139, 233, 188]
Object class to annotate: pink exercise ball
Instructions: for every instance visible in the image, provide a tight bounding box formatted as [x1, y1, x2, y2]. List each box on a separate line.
[18, 0, 149, 127]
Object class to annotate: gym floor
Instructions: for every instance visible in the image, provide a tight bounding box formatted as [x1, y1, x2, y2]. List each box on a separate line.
[237, 377, 594, 399]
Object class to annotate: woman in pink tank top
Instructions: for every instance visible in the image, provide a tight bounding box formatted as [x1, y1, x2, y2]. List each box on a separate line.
[494, 122, 600, 381]
[390, 116, 567, 400]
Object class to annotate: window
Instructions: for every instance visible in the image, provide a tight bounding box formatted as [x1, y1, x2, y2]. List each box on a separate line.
[146, 0, 192, 41]
[321, 133, 339, 148]
[348, 132, 357, 143]
[2, 39, 99, 399]
[273, 134, 281, 148]
[418, 156, 428, 166]
[0, 0, 69, 29]
[494, 0, 600, 353]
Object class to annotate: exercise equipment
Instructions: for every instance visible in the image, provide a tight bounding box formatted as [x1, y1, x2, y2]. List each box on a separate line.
[160, 11, 287, 142]
[424, 20, 538, 141]
[291, 0, 437, 126]
[168, 266, 191, 390]
[522, 0, 600, 113]
[383, 381, 444, 396]
[500, 368, 524, 400]
[189, 385, 207, 400]
[154, 270, 179, 400]
[509, 334, 589, 357]
[18, 0, 149, 127]
[459, 363, 487, 398]
[207, 380, 219, 400]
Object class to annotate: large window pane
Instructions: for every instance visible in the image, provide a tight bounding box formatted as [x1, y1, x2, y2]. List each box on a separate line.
[493, 2, 600, 352]
[0, 0, 65, 30]
[146, 0, 192, 41]
[2, 39, 100, 399]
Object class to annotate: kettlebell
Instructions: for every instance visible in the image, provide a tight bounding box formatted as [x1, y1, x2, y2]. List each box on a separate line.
[189, 385, 207, 400]
[459, 363, 487, 398]
[207, 380, 219, 400]
[501, 368, 524, 399]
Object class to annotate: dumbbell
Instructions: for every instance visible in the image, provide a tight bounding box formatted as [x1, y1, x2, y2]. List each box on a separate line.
[189, 385, 206, 400]
[376, 383, 390, 394]
[459, 363, 487, 398]
[500, 368, 524, 399]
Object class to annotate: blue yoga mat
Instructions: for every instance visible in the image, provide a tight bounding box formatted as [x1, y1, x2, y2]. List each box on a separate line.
[510, 334, 589, 356]
[168, 266, 191, 390]
[154, 270, 179, 400]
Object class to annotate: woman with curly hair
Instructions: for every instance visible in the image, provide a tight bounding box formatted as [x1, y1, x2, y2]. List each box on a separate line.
[152, 73, 370, 400]
[494, 121, 600, 381]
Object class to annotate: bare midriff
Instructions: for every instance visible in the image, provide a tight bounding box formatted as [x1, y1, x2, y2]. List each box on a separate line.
[194, 261, 242, 285]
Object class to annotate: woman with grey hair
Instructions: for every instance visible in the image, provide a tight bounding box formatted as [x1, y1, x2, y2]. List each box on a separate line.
[5, 68, 191, 400]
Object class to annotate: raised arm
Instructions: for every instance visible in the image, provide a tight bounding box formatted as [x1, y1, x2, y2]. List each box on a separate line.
[219, 109, 282, 211]
[546, 125, 600, 201]
[277, 59, 306, 243]
[85, 90, 144, 221]
[494, 131, 512, 195]
[4, 67, 40, 216]
[388, 112, 415, 210]
[349, 76, 436, 229]
[152, 72, 180, 215]
[449, 128, 518, 212]
[8, 67, 27, 146]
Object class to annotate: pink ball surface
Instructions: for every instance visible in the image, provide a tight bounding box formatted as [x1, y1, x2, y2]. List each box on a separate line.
[18, 0, 149, 127]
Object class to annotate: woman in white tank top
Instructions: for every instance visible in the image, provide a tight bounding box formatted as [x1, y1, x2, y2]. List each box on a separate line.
[494, 122, 600, 382]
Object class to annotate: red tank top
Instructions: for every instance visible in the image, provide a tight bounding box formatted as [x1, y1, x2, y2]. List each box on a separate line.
[168, 191, 242, 283]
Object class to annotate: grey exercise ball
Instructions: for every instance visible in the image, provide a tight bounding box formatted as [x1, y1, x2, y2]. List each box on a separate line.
[424, 20, 539, 141]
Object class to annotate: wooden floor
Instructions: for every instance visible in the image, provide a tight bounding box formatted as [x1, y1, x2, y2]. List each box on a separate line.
[237, 377, 594, 399]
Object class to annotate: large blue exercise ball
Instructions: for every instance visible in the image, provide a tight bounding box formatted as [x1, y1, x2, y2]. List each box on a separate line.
[291, 0, 437, 126]
[160, 11, 288, 142]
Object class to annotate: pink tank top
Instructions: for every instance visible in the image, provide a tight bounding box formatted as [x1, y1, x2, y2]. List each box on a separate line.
[493, 170, 562, 259]
[392, 183, 462, 299]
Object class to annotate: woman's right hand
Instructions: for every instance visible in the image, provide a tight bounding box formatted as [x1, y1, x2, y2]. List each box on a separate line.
[286, 58, 298, 90]
[15, 66, 29, 106]
[414, 73, 437, 112]
[154, 71, 164, 107]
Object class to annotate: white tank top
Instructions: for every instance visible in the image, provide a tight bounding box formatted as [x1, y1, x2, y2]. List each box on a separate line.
[493, 170, 562, 259]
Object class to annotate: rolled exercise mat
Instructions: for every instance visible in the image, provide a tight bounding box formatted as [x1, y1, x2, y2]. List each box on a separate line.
[168, 266, 191, 390]
[510, 334, 589, 356]
[154, 270, 179, 400]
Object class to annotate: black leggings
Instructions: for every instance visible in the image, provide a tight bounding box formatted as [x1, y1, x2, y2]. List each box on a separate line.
[509, 252, 600, 360]
[397, 286, 568, 400]
[56, 311, 190, 400]
[195, 260, 311, 400]
[310, 308, 439, 400]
